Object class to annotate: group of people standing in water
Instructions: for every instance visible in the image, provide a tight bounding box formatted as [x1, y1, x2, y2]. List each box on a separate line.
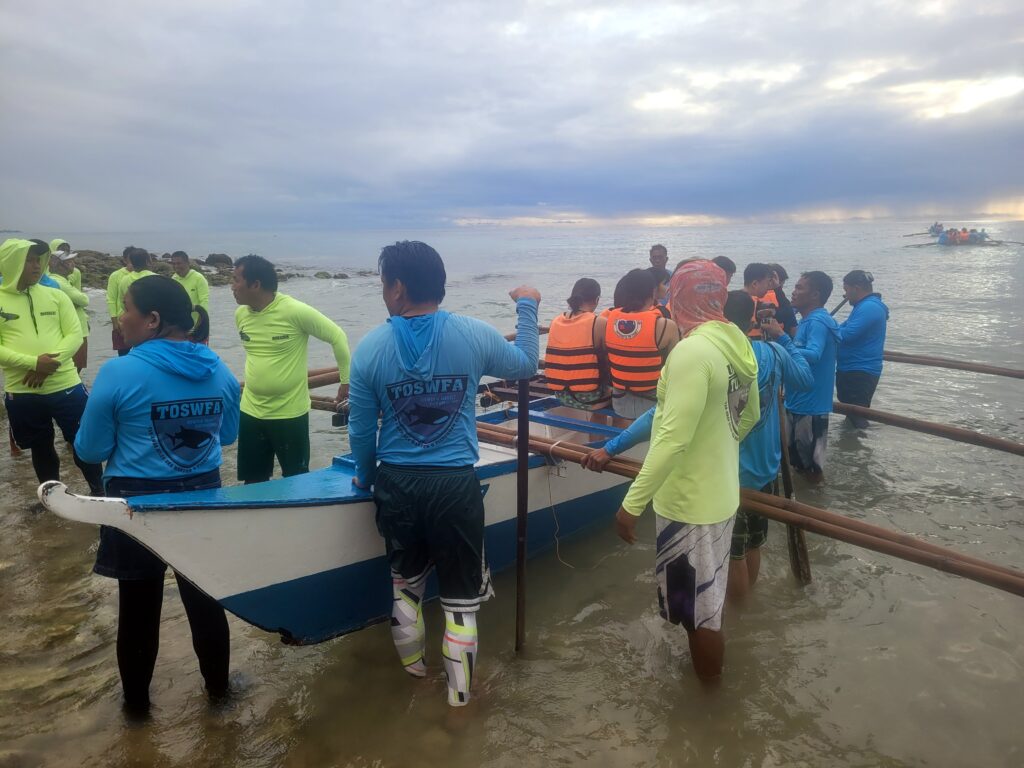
[0, 235, 889, 715]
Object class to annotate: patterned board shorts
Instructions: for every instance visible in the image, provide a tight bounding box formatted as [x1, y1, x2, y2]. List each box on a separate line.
[655, 515, 735, 633]
[787, 412, 830, 474]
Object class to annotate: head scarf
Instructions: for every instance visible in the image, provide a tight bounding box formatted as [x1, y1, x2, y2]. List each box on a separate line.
[667, 259, 728, 336]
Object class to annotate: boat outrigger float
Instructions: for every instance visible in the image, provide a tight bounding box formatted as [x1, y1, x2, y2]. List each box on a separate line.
[38, 400, 640, 645]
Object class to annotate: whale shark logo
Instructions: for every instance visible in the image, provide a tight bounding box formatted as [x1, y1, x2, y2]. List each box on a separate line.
[0, 308, 19, 322]
[387, 375, 468, 446]
[150, 398, 224, 470]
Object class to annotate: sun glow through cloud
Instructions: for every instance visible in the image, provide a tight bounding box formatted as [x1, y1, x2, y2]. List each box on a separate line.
[889, 76, 1024, 118]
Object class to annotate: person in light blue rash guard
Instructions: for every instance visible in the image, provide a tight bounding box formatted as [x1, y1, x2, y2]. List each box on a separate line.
[348, 240, 539, 708]
[74, 275, 240, 717]
[836, 270, 889, 428]
[784, 271, 841, 483]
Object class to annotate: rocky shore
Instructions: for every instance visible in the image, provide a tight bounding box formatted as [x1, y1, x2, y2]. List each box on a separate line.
[69, 250, 374, 290]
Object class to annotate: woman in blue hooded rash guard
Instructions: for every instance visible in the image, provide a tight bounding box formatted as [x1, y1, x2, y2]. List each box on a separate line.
[75, 275, 240, 715]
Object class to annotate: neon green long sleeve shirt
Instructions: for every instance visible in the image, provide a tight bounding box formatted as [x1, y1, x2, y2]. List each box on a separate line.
[106, 267, 130, 318]
[68, 267, 82, 291]
[0, 239, 84, 394]
[115, 270, 156, 316]
[621, 320, 760, 525]
[236, 293, 351, 419]
[172, 269, 210, 329]
[49, 272, 90, 335]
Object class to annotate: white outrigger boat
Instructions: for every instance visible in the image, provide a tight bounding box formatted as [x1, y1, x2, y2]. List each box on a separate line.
[40, 399, 637, 645]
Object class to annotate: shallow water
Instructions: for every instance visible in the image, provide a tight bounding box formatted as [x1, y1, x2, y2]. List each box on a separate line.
[1, 220, 1022, 767]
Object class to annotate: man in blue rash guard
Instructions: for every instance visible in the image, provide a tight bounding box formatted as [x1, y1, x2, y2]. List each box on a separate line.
[348, 241, 540, 707]
[582, 290, 813, 602]
[784, 271, 840, 483]
[836, 270, 889, 428]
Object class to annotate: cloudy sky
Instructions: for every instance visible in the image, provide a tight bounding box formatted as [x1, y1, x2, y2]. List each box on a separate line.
[1, 1, 1022, 231]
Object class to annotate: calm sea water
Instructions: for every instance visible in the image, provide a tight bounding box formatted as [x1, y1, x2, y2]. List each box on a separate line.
[1, 220, 1022, 767]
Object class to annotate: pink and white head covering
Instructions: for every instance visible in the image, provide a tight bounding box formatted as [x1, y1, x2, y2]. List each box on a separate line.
[667, 259, 728, 336]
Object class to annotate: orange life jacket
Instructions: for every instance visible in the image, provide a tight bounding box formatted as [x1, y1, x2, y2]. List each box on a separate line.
[545, 312, 601, 393]
[605, 307, 664, 393]
[748, 289, 778, 338]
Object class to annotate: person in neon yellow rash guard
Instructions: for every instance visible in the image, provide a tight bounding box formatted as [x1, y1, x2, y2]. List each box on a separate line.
[48, 241, 90, 371]
[115, 249, 156, 320]
[0, 238, 103, 493]
[613, 259, 759, 686]
[107, 247, 136, 357]
[232, 254, 351, 483]
[169, 250, 210, 340]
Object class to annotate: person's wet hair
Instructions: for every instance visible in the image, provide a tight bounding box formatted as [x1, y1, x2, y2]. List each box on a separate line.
[843, 269, 873, 288]
[743, 262, 773, 285]
[235, 254, 278, 292]
[612, 268, 656, 312]
[724, 290, 755, 330]
[378, 241, 446, 304]
[170, 250, 190, 262]
[127, 249, 151, 271]
[769, 263, 788, 284]
[128, 274, 210, 342]
[712, 256, 736, 278]
[801, 270, 834, 304]
[567, 278, 600, 312]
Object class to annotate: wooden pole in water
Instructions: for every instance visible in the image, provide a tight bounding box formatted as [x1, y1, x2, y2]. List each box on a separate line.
[881, 351, 1024, 380]
[832, 402, 1024, 456]
[778, 392, 812, 584]
[515, 379, 530, 653]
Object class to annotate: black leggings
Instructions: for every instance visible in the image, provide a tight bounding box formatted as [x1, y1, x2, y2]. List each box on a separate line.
[117, 574, 230, 710]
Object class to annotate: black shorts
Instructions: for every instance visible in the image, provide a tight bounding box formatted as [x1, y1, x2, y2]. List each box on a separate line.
[731, 480, 775, 559]
[373, 463, 493, 613]
[4, 383, 89, 448]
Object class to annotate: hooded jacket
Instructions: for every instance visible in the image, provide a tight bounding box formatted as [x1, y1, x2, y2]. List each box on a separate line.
[348, 299, 539, 485]
[837, 293, 889, 375]
[47, 272, 89, 335]
[785, 307, 841, 416]
[621, 319, 760, 525]
[74, 338, 240, 479]
[0, 239, 84, 394]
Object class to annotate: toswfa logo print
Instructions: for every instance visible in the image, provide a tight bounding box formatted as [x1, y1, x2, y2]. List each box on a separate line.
[387, 375, 468, 446]
[150, 398, 224, 471]
[614, 318, 642, 339]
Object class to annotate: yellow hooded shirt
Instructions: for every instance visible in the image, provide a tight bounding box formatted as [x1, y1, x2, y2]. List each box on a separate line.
[0, 239, 84, 394]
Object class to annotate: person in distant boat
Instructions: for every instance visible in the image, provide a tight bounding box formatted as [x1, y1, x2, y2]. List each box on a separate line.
[545, 278, 609, 410]
[0, 238, 103, 494]
[48, 241, 90, 372]
[107, 248, 135, 357]
[646, 244, 670, 287]
[348, 240, 539, 707]
[836, 270, 889, 429]
[170, 251, 210, 341]
[232, 254, 350, 484]
[75, 275, 240, 716]
[742, 262, 777, 339]
[768, 263, 798, 337]
[607, 259, 759, 684]
[785, 271, 840, 483]
[722, 291, 812, 602]
[711, 256, 736, 285]
[599, 268, 679, 418]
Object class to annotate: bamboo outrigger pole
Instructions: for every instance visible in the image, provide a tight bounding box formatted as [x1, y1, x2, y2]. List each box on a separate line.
[515, 380, 530, 653]
[881, 351, 1024, 380]
[778, 392, 812, 584]
[474, 423, 1024, 599]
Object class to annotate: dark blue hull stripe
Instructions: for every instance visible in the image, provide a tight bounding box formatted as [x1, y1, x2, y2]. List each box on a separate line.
[219, 483, 629, 644]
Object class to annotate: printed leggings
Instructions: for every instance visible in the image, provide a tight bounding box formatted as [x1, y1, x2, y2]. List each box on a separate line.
[390, 571, 479, 707]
